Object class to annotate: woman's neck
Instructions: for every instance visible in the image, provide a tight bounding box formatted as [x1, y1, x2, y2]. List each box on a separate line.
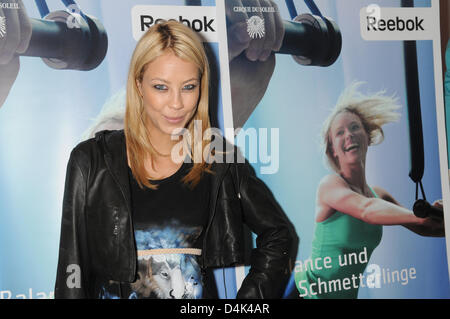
[143, 126, 186, 178]
[146, 128, 180, 159]
[339, 163, 369, 194]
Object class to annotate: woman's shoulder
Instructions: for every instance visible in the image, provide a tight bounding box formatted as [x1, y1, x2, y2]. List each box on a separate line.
[70, 136, 98, 162]
[316, 174, 355, 205]
[69, 130, 123, 166]
[72, 130, 122, 153]
[318, 173, 347, 190]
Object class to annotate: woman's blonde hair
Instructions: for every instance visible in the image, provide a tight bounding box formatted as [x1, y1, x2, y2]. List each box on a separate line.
[321, 82, 401, 173]
[125, 20, 212, 189]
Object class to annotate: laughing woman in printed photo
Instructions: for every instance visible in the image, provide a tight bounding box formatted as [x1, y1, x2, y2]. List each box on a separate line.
[295, 83, 444, 299]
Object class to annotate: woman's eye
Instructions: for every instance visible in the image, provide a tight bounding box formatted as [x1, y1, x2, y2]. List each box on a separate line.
[351, 124, 360, 131]
[183, 84, 197, 91]
[153, 84, 167, 91]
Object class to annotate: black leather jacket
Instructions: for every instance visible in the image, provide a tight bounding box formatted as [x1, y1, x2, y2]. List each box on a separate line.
[55, 130, 298, 299]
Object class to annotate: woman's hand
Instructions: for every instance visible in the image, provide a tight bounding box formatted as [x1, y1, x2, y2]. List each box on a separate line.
[226, 0, 284, 62]
[414, 200, 445, 237]
[432, 199, 443, 209]
[414, 215, 446, 237]
[225, 0, 285, 128]
[403, 199, 445, 237]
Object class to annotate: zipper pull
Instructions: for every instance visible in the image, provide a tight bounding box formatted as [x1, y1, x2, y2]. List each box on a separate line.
[113, 207, 119, 236]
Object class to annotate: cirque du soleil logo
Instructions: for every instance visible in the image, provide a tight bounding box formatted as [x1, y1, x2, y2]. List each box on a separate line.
[247, 15, 265, 39]
[232, 5, 273, 39]
[0, 0, 21, 38]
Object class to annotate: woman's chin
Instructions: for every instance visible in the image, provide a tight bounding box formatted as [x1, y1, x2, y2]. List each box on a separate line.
[340, 154, 365, 167]
[161, 124, 188, 137]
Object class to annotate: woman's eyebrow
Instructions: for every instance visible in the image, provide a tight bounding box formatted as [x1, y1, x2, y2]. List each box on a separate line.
[150, 77, 169, 83]
[149, 77, 199, 84]
[182, 77, 200, 84]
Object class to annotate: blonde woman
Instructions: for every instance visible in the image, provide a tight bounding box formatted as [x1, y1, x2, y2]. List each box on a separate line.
[295, 83, 444, 299]
[55, 21, 297, 299]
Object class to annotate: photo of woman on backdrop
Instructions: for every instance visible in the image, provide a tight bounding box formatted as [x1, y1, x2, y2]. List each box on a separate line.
[295, 83, 445, 299]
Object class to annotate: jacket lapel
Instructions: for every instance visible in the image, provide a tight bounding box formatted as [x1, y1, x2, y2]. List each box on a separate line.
[96, 129, 136, 282]
[99, 130, 132, 213]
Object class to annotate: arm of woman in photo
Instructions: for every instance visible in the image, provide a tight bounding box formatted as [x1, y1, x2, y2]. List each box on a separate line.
[318, 175, 444, 236]
[371, 186, 445, 237]
[54, 147, 92, 298]
[234, 162, 299, 299]
[318, 174, 420, 225]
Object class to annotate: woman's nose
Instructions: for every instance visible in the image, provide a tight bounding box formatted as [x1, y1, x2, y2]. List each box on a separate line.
[169, 90, 183, 110]
[344, 129, 354, 139]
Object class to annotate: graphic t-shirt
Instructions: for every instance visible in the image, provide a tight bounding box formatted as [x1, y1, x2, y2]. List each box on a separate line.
[100, 161, 211, 299]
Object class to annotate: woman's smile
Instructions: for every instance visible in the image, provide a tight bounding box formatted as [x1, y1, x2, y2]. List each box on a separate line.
[163, 115, 185, 124]
[330, 111, 369, 167]
[344, 143, 359, 152]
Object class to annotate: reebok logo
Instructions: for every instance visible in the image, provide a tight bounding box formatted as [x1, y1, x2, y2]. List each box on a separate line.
[367, 16, 424, 32]
[132, 5, 217, 42]
[140, 15, 215, 33]
[360, 7, 434, 41]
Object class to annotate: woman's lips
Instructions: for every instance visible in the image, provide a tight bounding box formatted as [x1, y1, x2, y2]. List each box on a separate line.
[163, 115, 185, 124]
[344, 144, 359, 152]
